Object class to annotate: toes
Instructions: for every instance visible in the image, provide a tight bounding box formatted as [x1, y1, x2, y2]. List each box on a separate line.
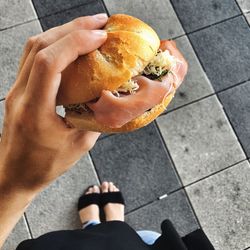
[113, 184, 119, 192]
[93, 185, 100, 193]
[101, 182, 109, 193]
[109, 182, 114, 192]
[101, 182, 120, 193]
[85, 186, 93, 194]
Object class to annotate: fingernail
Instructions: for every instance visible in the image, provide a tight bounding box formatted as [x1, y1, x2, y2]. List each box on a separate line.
[92, 30, 107, 37]
[94, 13, 108, 20]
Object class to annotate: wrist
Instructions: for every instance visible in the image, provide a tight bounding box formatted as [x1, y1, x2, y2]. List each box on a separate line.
[0, 175, 37, 204]
[0, 152, 39, 203]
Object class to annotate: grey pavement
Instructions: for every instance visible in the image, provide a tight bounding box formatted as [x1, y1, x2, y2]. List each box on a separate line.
[167, 35, 214, 112]
[186, 160, 250, 250]
[26, 154, 99, 237]
[157, 95, 245, 185]
[0, 21, 42, 99]
[0, 0, 250, 249]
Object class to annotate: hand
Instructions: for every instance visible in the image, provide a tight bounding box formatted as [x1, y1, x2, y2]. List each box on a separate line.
[135, 40, 188, 93]
[0, 14, 108, 195]
[159, 39, 188, 89]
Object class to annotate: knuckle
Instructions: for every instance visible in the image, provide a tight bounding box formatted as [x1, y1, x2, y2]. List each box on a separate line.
[5, 88, 20, 113]
[73, 16, 91, 28]
[26, 36, 37, 49]
[34, 36, 49, 51]
[5, 93, 14, 112]
[34, 50, 54, 69]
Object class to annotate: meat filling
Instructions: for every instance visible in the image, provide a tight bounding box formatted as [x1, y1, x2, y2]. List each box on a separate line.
[65, 49, 177, 127]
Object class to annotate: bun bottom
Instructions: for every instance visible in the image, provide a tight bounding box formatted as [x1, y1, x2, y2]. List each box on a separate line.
[65, 92, 175, 133]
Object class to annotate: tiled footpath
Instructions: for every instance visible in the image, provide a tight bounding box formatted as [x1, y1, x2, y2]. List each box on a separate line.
[0, 0, 249, 250]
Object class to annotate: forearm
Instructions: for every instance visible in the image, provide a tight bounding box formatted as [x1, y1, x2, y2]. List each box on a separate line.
[0, 176, 36, 248]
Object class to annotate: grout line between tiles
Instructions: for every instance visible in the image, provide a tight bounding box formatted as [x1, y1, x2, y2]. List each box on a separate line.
[125, 199, 156, 215]
[0, 18, 38, 32]
[88, 151, 102, 184]
[167, 1, 249, 160]
[100, 0, 110, 16]
[31, 0, 42, 25]
[97, 77, 250, 142]
[163, 78, 250, 115]
[184, 159, 247, 189]
[184, 13, 245, 35]
[23, 213, 33, 239]
[233, 0, 250, 28]
[216, 94, 249, 158]
[125, 187, 184, 216]
[31, 0, 96, 20]
[154, 121, 202, 228]
[169, 0, 249, 109]
[126, 158, 247, 216]
[170, 0, 247, 35]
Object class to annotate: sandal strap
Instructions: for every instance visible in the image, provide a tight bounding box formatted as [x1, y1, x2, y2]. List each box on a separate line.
[78, 193, 101, 211]
[101, 191, 125, 206]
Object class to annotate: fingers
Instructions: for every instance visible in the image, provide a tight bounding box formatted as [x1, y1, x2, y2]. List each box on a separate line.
[160, 40, 185, 63]
[160, 40, 188, 88]
[24, 29, 107, 109]
[16, 14, 108, 90]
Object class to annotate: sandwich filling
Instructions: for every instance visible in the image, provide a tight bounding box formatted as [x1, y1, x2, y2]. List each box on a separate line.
[65, 49, 178, 127]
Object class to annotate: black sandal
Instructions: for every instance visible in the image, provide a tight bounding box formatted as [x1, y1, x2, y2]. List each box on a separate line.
[78, 186, 101, 211]
[101, 191, 125, 207]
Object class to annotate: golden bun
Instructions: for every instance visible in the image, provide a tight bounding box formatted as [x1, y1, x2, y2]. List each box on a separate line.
[58, 14, 175, 133]
[57, 14, 160, 105]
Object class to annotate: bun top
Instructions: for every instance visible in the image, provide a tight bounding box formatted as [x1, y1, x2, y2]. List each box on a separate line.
[57, 14, 160, 105]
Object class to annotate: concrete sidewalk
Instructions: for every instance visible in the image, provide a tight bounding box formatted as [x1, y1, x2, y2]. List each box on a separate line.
[0, 0, 249, 249]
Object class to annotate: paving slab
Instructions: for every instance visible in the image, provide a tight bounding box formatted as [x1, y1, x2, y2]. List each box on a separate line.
[90, 122, 181, 212]
[126, 190, 199, 237]
[218, 81, 250, 158]
[189, 16, 250, 92]
[171, 0, 240, 32]
[157, 95, 245, 185]
[166, 35, 214, 112]
[0, 20, 42, 99]
[246, 13, 250, 24]
[0, 0, 37, 30]
[39, 0, 106, 30]
[236, 0, 250, 13]
[3, 216, 30, 250]
[32, 0, 94, 17]
[103, 0, 184, 39]
[26, 154, 99, 237]
[186, 160, 250, 250]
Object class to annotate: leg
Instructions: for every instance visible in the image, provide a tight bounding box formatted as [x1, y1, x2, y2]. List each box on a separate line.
[78, 186, 101, 229]
[101, 182, 125, 221]
[136, 230, 161, 245]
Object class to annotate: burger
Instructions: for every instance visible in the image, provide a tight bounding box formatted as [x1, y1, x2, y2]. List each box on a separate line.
[57, 14, 181, 133]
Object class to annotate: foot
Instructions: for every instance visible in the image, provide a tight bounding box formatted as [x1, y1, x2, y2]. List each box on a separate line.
[79, 185, 100, 224]
[101, 182, 125, 222]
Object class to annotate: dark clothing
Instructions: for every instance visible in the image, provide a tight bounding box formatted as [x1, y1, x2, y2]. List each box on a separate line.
[17, 220, 214, 250]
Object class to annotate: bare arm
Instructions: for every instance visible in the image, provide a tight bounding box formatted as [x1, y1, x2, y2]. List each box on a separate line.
[0, 13, 108, 248]
[0, 178, 35, 247]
